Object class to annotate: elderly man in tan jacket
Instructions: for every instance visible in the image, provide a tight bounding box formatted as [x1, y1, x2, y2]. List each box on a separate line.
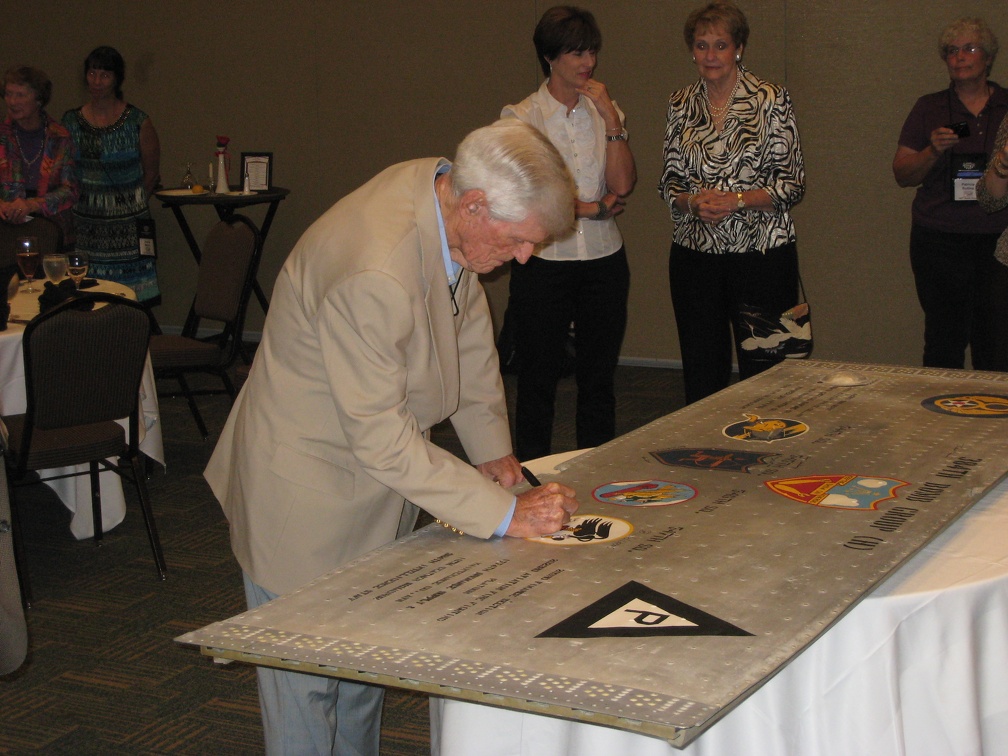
[205, 120, 581, 755]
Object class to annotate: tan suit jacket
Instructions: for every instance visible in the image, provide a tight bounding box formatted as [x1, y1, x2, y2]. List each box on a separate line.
[205, 158, 514, 595]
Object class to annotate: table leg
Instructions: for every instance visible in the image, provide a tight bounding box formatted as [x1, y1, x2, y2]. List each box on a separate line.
[169, 205, 203, 264]
[163, 196, 279, 320]
[247, 200, 283, 315]
[250, 281, 270, 314]
[215, 201, 275, 315]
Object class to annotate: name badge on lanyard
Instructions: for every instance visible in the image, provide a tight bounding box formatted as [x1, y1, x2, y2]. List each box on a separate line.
[951, 152, 986, 202]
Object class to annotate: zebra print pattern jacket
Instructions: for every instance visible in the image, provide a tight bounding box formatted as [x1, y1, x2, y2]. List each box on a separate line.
[659, 65, 805, 254]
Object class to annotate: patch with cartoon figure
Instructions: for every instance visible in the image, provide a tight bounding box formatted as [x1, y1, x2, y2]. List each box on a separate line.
[766, 475, 907, 510]
[651, 447, 779, 472]
[921, 394, 1008, 418]
[593, 480, 697, 507]
[723, 413, 809, 442]
[526, 515, 633, 545]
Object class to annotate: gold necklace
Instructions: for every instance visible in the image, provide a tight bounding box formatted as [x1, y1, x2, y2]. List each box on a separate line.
[14, 126, 45, 167]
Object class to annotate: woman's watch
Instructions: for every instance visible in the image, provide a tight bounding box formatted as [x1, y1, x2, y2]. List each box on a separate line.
[736, 192, 746, 210]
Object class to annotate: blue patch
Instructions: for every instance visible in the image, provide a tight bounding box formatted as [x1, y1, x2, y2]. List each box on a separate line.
[651, 447, 778, 472]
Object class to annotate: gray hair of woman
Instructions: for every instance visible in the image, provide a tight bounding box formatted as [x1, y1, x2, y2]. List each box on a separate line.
[940, 18, 999, 76]
[2, 66, 52, 108]
[451, 119, 576, 238]
[683, 2, 750, 48]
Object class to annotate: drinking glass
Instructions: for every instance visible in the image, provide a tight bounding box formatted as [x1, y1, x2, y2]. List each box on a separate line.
[67, 251, 90, 289]
[16, 236, 40, 293]
[43, 253, 69, 285]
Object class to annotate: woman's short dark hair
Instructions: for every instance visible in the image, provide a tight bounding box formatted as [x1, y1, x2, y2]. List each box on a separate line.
[684, 2, 750, 49]
[84, 45, 126, 99]
[3, 66, 52, 108]
[533, 6, 603, 78]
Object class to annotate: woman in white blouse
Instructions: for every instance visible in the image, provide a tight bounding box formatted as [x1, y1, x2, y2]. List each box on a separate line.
[501, 5, 636, 462]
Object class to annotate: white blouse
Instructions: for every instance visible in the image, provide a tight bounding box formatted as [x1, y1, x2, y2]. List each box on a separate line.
[502, 81, 625, 262]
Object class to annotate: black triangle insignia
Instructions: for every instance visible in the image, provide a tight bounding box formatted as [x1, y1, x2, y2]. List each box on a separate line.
[536, 581, 752, 638]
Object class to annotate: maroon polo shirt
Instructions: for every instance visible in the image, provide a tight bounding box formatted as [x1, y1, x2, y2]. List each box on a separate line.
[898, 82, 1008, 234]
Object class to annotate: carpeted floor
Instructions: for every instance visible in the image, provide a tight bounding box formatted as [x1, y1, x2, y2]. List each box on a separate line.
[0, 363, 684, 754]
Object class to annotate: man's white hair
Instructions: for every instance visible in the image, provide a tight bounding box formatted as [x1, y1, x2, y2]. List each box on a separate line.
[452, 119, 576, 238]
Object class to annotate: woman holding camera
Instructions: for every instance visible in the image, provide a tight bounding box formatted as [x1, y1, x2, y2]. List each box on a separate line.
[893, 18, 1008, 370]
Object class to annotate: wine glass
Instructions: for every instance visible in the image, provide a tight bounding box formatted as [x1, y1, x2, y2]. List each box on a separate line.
[67, 251, 90, 289]
[43, 253, 69, 285]
[16, 236, 40, 293]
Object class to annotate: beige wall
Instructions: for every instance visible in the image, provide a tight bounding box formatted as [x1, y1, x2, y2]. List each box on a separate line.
[5, 1, 1008, 367]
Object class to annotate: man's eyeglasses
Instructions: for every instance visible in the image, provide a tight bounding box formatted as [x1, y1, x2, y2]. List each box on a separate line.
[943, 43, 983, 58]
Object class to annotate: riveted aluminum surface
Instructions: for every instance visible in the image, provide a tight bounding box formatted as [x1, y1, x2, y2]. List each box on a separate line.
[178, 360, 1008, 746]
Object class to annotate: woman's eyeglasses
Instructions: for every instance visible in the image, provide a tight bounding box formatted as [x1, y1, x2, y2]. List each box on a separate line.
[943, 43, 982, 58]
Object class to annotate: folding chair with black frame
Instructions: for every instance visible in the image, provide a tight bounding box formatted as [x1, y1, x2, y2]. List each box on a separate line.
[2, 293, 167, 606]
[150, 214, 261, 439]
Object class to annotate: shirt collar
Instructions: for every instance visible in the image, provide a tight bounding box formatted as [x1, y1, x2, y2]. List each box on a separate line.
[434, 163, 461, 286]
[540, 79, 584, 120]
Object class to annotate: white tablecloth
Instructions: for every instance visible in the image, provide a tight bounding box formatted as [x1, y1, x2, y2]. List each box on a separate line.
[432, 453, 1008, 756]
[0, 280, 164, 539]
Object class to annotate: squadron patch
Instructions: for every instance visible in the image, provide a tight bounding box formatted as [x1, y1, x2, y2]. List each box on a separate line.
[593, 480, 697, 507]
[526, 515, 633, 545]
[921, 394, 1008, 418]
[651, 447, 778, 472]
[723, 414, 809, 443]
[766, 475, 907, 510]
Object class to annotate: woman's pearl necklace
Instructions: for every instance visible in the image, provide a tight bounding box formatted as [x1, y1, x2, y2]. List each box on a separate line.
[703, 71, 740, 120]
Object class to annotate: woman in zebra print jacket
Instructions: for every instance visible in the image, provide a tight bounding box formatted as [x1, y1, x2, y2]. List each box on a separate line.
[660, 2, 805, 404]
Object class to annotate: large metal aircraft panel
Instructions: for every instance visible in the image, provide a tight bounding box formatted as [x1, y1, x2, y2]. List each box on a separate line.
[178, 361, 1008, 746]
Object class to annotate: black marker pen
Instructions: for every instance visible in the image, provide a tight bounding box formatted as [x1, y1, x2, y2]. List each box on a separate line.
[520, 466, 542, 487]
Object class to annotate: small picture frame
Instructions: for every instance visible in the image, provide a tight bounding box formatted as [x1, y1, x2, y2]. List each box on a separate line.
[240, 152, 273, 191]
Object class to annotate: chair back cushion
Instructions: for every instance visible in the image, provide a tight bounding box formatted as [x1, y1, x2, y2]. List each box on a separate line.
[23, 295, 152, 430]
[194, 217, 259, 323]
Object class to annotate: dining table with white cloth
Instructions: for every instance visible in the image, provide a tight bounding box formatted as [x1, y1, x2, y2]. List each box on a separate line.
[431, 449, 1008, 756]
[0, 279, 164, 540]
